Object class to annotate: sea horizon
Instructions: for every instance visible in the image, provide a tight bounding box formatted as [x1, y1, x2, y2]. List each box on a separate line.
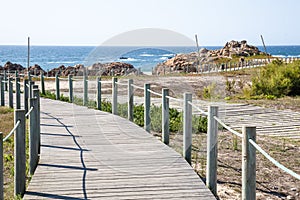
[1, 45, 300, 72]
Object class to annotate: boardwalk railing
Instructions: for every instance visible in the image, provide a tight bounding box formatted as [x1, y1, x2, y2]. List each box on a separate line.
[1, 68, 300, 199]
[44, 74, 300, 199]
[0, 73, 41, 198]
[153, 57, 300, 75]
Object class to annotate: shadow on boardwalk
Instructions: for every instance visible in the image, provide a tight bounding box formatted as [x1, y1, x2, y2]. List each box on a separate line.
[23, 98, 215, 199]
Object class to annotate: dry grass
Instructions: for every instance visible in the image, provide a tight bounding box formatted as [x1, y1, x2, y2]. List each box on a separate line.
[0, 107, 15, 199]
[157, 129, 300, 200]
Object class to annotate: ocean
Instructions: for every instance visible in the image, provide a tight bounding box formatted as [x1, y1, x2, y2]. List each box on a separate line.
[0, 45, 300, 72]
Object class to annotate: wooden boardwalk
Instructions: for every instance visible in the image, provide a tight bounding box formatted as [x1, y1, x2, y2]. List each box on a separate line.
[23, 98, 215, 199]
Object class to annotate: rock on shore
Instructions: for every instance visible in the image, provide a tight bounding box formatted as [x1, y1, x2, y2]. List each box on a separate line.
[154, 40, 267, 75]
[0, 61, 138, 77]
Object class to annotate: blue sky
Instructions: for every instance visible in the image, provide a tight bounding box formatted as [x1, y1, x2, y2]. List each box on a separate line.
[0, 0, 299, 46]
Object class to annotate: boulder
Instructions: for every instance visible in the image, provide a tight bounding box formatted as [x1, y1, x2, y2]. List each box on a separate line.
[27, 64, 46, 76]
[154, 40, 268, 75]
[3, 61, 25, 71]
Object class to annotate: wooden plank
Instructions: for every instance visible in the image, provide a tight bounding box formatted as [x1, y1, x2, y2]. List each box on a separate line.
[23, 98, 215, 200]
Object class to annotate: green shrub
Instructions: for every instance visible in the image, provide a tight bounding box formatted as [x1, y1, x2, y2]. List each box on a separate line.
[251, 60, 300, 97]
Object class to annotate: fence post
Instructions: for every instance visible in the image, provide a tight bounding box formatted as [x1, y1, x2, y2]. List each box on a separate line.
[14, 109, 26, 196]
[29, 97, 38, 175]
[4, 71, 7, 91]
[15, 76, 21, 109]
[183, 93, 192, 164]
[68, 75, 73, 102]
[83, 74, 88, 106]
[8, 77, 13, 108]
[206, 105, 219, 196]
[128, 79, 134, 121]
[96, 77, 101, 110]
[162, 88, 169, 145]
[0, 132, 3, 200]
[112, 77, 118, 115]
[144, 83, 151, 132]
[40, 73, 45, 95]
[24, 79, 29, 115]
[33, 87, 41, 154]
[0, 77, 4, 106]
[55, 73, 60, 100]
[242, 126, 256, 200]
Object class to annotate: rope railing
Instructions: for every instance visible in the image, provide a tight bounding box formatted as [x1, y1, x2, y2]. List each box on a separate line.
[25, 106, 34, 118]
[214, 116, 243, 138]
[188, 102, 208, 116]
[249, 139, 300, 180]
[71, 78, 83, 81]
[147, 89, 162, 97]
[58, 77, 69, 80]
[131, 84, 144, 90]
[115, 82, 128, 86]
[166, 95, 184, 102]
[99, 80, 112, 84]
[3, 120, 20, 142]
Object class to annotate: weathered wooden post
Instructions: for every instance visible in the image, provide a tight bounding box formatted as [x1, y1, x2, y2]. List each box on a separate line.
[40, 73, 45, 95]
[0, 132, 3, 200]
[14, 109, 26, 196]
[33, 87, 40, 154]
[4, 70, 7, 91]
[206, 105, 219, 196]
[183, 93, 192, 164]
[8, 77, 13, 108]
[112, 77, 118, 115]
[162, 88, 169, 145]
[128, 79, 134, 121]
[144, 83, 151, 132]
[242, 126, 256, 200]
[15, 76, 21, 109]
[55, 73, 60, 100]
[68, 74, 73, 102]
[24, 79, 29, 115]
[29, 97, 38, 175]
[83, 74, 88, 106]
[96, 77, 101, 110]
[0, 77, 4, 106]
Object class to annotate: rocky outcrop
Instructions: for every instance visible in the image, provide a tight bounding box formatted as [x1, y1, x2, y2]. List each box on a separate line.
[26, 64, 46, 76]
[46, 62, 137, 77]
[87, 62, 138, 76]
[154, 40, 267, 75]
[3, 61, 25, 71]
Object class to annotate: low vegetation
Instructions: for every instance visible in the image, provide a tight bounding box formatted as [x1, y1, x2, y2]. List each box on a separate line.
[251, 59, 300, 97]
[0, 107, 30, 199]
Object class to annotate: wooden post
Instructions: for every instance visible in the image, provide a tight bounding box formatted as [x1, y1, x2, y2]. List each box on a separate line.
[8, 77, 13, 108]
[206, 105, 219, 196]
[33, 87, 41, 154]
[55, 73, 60, 100]
[83, 74, 88, 106]
[183, 93, 192, 164]
[162, 88, 169, 145]
[0, 132, 3, 200]
[112, 77, 118, 115]
[4, 71, 7, 91]
[29, 97, 38, 175]
[24, 79, 29, 115]
[14, 109, 26, 196]
[128, 79, 134, 121]
[68, 75, 73, 102]
[96, 77, 101, 110]
[144, 83, 151, 132]
[242, 126, 256, 200]
[0, 77, 4, 106]
[40, 74, 45, 95]
[15, 76, 21, 109]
